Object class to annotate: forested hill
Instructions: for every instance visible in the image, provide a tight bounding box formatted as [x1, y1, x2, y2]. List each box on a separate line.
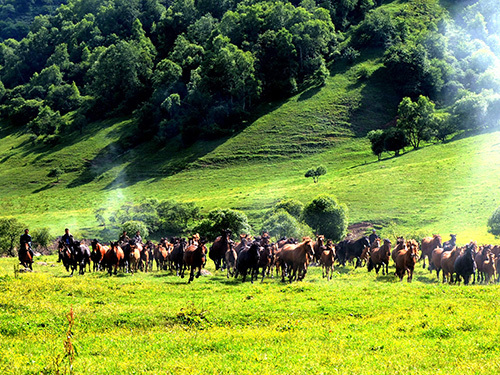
[0, 0, 68, 41]
[0, 0, 499, 155]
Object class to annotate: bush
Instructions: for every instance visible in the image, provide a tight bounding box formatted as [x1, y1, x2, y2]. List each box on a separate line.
[0, 218, 26, 256]
[303, 195, 348, 242]
[193, 208, 251, 241]
[487, 207, 500, 237]
[273, 199, 304, 219]
[31, 227, 52, 251]
[261, 209, 305, 239]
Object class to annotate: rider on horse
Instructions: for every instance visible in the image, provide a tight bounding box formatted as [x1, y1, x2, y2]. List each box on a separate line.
[59, 228, 75, 262]
[19, 228, 33, 264]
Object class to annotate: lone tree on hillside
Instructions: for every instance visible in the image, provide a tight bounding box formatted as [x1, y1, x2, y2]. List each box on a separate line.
[303, 195, 348, 242]
[305, 165, 327, 183]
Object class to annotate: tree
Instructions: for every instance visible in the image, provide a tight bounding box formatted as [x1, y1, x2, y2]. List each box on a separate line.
[396, 95, 437, 149]
[94, 208, 106, 227]
[488, 207, 500, 237]
[305, 165, 327, 183]
[303, 195, 348, 241]
[194, 208, 251, 241]
[367, 129, 385, 160]
[261, 209, 304, 239]
[273, 199, 304, 219]
[157, 200, 201, 234]
[383, 127, 407, 156]
[122, 220, 149, 239]
[0, 218, 26, 256]
[31, 227, 52, 251]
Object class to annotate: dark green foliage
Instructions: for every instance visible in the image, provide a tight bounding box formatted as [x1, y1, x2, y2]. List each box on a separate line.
[487, 207, 500, 237]
[367, 129, 385, 160]
[28, 106, 65, 136]
[47, 166, 63, 182]
[0, 218, 26, 256]
[303, 195, 348, 242]
[305, 165, 327, 183]
[194, 208, 251, 241]
[157, 200, 201, 235]
[383, 127, 407, 156]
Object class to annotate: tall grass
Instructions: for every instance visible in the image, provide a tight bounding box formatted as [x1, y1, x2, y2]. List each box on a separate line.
[1, 256, 499, 374]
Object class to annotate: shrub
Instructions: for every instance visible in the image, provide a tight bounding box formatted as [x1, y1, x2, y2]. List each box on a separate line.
[303, 195, 348, 241]
[194, 208, 251, 241]
[487, 207, 500, 237]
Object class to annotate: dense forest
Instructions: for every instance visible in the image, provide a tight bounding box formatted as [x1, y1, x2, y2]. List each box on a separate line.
[0, 0, 499, 147]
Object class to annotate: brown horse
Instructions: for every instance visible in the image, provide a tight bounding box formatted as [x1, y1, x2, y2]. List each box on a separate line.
[129, 245, 141, 274]
[209, 229, 232, 270]
[257, 243, 275, 282]
[154, 243, 170, 271]
[104, 242, 124, 275]
[420, 234, 442, 269]
[234, 234, 252, 254]
[367, 239, 392, 275]
[313, 235, 326, 264]
[320, 244, 336, 281]
[393, 240, 418, 282]
[182, 241, 207, 283]
[429, 247, 445, 280]
[91, 239, 109, 271]
[19, 242, 33, 270]
[440, 246, 460, 283]
[277, 238, 315, 283]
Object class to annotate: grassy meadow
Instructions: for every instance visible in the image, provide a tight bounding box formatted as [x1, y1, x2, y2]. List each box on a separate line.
[1, 255, 500, 375]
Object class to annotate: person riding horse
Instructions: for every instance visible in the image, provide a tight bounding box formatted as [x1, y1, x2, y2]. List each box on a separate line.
[133, 231, 143, 245]
[59, 228, 75, 262]
[19, 228, 33, 264]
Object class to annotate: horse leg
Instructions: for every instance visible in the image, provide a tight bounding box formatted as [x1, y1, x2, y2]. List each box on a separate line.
[188, 267, 194, 283]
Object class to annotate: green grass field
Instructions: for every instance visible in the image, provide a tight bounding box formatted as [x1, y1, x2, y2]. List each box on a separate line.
[1, 256, 500, 375]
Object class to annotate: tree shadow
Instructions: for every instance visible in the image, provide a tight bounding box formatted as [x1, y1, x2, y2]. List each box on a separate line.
[32, 182, 57, 194]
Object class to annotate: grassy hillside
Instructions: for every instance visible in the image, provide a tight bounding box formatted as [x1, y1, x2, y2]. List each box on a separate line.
[1, 256, 500, 375]
[0, 32, 499, 244]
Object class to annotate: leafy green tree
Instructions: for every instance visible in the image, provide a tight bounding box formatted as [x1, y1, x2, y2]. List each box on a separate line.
[194, 208, 251, 241]
[261, 209, 304, 239]
[0, 218, 26, 256]
[367, 129, 385, 160]
[433, 111, 455, 143]
[303, 195, 348, 242]
[305, 165, 327, 183]
[28, 106, 64, 136]
[46, 82, 82, 114]
[31, 227, 52, 251]
[122, 220, 149, 239]
[273, 199, 304, 219]
[383, 127, 407, 156]
[157, 200, 201, 234]
[396, 95, 437, 149]
[452, 91, 488, 131]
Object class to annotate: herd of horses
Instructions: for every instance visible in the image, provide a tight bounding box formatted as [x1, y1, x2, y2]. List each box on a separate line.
[23, 231, 500, 285]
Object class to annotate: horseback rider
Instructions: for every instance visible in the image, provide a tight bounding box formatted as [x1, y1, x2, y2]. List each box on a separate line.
[19, 228, 33, 264]
[133, 230, 143, 245]
[118, 230, 130, 245]
[59, 228, 75, 262]
[369, 229, 379, 246]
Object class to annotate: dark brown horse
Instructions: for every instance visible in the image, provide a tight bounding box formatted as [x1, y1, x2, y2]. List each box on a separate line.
[58, 240, 77, 276]
[19, 242, 33, 270]
[209, 229, 232, 270]
[367, 239, 392, 275]
[277, 238, 315, 283]
[182, 241, 207, 283]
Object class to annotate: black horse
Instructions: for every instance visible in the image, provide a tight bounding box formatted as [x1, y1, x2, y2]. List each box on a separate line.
[454, 242, 477, 285]
[337, 237, 370, 267]
[235, 242, 261, 283]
